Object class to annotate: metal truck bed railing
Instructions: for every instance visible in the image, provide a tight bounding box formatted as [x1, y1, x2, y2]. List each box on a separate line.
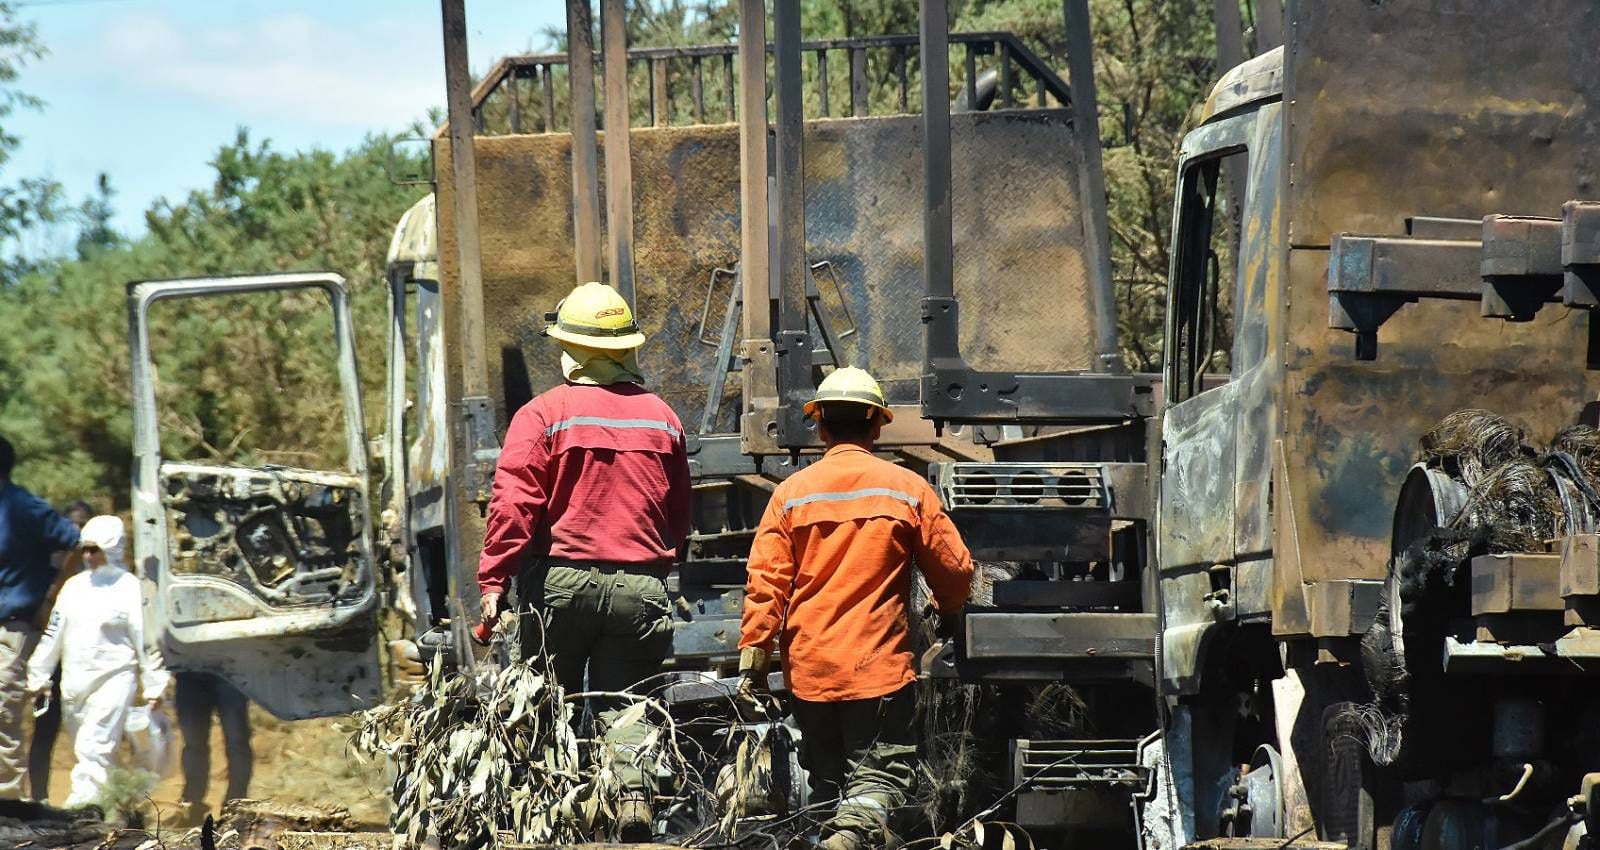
[468, 32, 1073, 135]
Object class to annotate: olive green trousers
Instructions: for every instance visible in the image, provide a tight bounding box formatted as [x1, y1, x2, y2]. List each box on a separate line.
[791, 683, 918, 844]
[518, 563, 674, 796]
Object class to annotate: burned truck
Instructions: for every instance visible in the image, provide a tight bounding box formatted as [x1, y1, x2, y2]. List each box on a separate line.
[880, 0, 1600, 847]
[373, 1, 1163, 841]
[381, 0, 1139, 694]
[1125, 2, 1600, 850]
[127, 0, 1140, 729]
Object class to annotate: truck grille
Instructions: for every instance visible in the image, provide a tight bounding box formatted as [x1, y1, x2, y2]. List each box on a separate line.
[1011, 738, 1149, 790]
[937, 463, 1110, 511]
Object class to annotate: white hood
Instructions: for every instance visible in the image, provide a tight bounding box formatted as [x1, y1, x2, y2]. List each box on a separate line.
[80, 514, 126, 569]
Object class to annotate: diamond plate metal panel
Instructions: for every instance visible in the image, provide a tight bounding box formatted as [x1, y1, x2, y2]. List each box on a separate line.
[435, 109, 1097, 432]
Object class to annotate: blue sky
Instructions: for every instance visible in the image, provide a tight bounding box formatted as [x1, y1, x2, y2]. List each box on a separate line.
[7, 0, 566, 240]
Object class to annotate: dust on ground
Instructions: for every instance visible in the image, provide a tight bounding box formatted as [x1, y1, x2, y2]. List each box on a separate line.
[33, 705, 390, 827]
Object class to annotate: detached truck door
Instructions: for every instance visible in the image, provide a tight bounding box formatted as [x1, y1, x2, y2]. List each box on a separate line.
[127, 272, 381, 719]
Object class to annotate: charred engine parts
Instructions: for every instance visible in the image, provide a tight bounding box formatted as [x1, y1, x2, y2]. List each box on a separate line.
[1216, 745, 1284, 839]
[163, 466, 366, 605]
[1009, 737, 1152, 830]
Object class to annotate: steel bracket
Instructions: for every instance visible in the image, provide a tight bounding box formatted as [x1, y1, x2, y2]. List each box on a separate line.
[1564, 201, 1600, 308]
[921, 296, 1154, 424]
[1328, 202, 1600, 361]
[687, 434, 797, 480]
[457, 395, 501, 508]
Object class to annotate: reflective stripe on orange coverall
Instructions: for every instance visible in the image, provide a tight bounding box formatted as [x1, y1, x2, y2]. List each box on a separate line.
[740, 442, 973, 841]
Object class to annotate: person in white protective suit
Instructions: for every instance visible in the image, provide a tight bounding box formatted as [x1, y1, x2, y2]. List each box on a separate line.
[26, 515, 169, 808]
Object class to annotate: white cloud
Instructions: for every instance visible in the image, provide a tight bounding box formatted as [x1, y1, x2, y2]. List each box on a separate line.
[95, 9, 444, 131]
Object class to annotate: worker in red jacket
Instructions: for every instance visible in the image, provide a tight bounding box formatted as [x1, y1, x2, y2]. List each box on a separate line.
[738, 367, 974, 850]
[478, 281, 690, 842]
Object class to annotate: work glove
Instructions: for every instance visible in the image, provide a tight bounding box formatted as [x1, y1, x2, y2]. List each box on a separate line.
[735, 647, 777, 720]
[921, 601, 958, 641]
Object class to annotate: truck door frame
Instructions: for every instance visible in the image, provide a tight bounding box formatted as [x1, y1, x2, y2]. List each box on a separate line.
[1159, 113, 1257, 696]
[127, 271, 381, 718]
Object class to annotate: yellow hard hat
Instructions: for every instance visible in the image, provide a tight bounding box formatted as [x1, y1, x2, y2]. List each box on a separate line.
[543, 281, 646, 350]
[803, 366, 894, 423]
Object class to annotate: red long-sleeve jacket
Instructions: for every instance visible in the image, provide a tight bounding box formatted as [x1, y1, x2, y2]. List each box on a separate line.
[477, 382, 692, 596]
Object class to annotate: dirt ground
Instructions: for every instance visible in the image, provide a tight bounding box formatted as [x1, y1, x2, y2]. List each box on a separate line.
[31, 705, 391, 827]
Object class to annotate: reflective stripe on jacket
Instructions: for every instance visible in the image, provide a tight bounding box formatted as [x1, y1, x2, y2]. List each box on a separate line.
[477, 382, 692, 596]
[740, 443, 973, 702]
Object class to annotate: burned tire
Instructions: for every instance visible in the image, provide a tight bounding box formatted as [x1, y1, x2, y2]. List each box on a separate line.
[1360, 521, 1491, 774]
[1419, 800, 1484, 850]
[1321, 702, 1376, 850]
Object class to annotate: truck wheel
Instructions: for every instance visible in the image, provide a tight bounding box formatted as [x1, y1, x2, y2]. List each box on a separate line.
[1419, 799, 1484, 850]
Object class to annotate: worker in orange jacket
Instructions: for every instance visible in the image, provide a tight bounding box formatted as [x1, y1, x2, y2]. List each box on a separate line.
[737, 367, 974, 850]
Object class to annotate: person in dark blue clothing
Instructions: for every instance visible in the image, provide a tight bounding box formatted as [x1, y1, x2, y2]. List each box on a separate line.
[0, 435, 81, 799]
[175, 672, 253, 824]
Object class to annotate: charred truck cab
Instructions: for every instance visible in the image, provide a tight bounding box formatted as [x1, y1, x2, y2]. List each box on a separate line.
[1146, 3, 1600, 849]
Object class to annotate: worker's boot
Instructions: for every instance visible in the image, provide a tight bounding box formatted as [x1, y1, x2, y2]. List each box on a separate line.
[615, 795, 653, 843]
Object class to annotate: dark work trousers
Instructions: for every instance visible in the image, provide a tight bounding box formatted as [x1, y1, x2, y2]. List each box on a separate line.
[790, 683, 918, 843]
[517, 562, 674, 795]
[175, 672, 253, 805]
[27, 670, 60, 800]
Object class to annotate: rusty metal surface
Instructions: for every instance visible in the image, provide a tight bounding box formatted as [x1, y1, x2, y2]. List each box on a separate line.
[1160, 381, 1238, 573]
[1229, 102, 1285, 566]
[1199, 46, 1282, 124]
[734, 0, 774, 454]
[770, 0, 811, 449]
[439, 0, 488, 400]
[433, 111, 1099, 434]
[601, 0, 635, 301]
[1062, 0, 1120, 371]
[565, 0, 602, 284]
[1285, 1, 1600, 248]
[1470, 553, 1564, 615]
[467, 32, 1073, 134]
[1278, 0, 1600, 584]
[736, 0, 768, 343]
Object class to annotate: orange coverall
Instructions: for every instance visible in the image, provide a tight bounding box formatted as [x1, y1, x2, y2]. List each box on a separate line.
[739, 443, 974, 702]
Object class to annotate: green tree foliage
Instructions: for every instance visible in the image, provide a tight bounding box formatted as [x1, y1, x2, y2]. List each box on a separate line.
[73, 173, 118, 261]
[0, 130, 424, 507]
[0, 1, 63, 270]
